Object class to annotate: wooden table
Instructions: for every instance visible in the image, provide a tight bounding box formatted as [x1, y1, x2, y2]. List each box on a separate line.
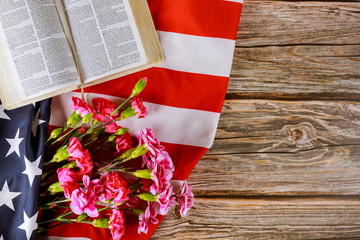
[152, 1, 360, 239]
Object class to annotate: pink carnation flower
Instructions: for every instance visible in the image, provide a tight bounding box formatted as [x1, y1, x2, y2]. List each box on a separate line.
[70, 175, 104, 217]
[68, 137, 84, 159]
[158, 186, 176, 215]
[93, 98, 121, 133]
[137, 128, 164, 157]
[136, 128, 165, 169]
[100, 171, 130, 204]
[93, 98, 119, 120]
[157, 151, 174, 171]
[105, 122, 121, 134]
[57, 168, 80, 199]
[145, 150, 174, 171]
[93, 98, 118, 116]
[75, 149, 93, 176]
[68, 137, 93, 176]
[71, 97, 94, 117]
[131, 98, 147, 118]
[150, 163, 172, 195]
[138, 202, 159, 234]
[109, 209, 125, 240]
[115, 132, 133, 153]
[177, 181, 194, 217]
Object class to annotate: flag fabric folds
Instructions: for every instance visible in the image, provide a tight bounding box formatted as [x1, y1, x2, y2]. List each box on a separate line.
[0, 100, 52, 240]
[0, 0, 243, 239]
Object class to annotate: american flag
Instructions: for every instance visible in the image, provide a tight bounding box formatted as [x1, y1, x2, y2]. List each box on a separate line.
[0, 100, 51, 240]
[0, 0, 243, 239]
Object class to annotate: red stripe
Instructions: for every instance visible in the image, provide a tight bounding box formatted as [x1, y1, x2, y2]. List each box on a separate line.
[162, 142, 208, 180]
[46, 221, 112, 239]
[81, 68, 229, 113]
[148, 0, 242, 40]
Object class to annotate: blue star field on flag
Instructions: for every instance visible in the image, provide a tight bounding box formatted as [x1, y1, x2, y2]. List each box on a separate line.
[0, 99, 51, 240]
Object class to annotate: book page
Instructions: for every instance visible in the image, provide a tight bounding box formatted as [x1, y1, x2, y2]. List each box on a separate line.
[63, 0, 147, 83]
[0, 0, 79, 100]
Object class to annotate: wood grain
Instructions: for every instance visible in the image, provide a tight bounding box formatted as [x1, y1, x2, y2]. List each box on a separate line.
[228, 1, 360, 100]
[236, 1, 360, 47]
[186, 99, 360, 196]
[151, 197, 360, 240]
[189, 150, 360, 197]
[214, 100, 360, 152]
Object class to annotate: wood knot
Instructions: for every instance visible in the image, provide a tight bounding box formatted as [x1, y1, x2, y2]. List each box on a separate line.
[288, 128, 303, 142]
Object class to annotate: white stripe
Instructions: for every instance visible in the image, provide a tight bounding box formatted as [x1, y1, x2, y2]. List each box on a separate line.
[157, 31, 236, 77]
[50, 92, 219, 148]
[37, 237, 90, 240]
[224, 0, 243, 3]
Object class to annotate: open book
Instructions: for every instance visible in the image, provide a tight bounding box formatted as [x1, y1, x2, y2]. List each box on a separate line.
[0, 0, 163, 110]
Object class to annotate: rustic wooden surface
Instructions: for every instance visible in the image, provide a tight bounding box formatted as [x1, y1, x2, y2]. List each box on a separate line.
[151, 0, 360, 239]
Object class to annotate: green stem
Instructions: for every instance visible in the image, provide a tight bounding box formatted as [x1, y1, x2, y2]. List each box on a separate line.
[111, 168, 127, 173]
[49, 222, 66, 228]
[50, 124, 81, 146]
[46, 198, 71, 205]
[43, 161, 52, 167]
[100, 156, 131, 173]
[45, 138, 52, 145]
[67, 219, 93, 224]
[45, 125, 68, 146]
[56, 211, 74, 220]
[39, 222, 65, 230]
[99, 207, 108, 212]
[79, 220, 93, 224]
[85, 135, 109, 149]
[38, 218, 58, 225]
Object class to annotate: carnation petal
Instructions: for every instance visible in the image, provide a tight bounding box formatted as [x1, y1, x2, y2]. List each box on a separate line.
[85, 205, 99, 218]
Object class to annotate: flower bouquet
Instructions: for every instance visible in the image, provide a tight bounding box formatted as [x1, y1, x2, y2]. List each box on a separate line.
[38, 78, 194, 239]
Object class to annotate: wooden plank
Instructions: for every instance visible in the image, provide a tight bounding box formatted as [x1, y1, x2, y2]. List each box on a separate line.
[189, 150, 360, 196]
[214, 99, 360, 151]
[151, 197, 360, 240]
[188, 99, 360, 196]
[237, 1, 360, 47]
[229, 44, 360, 100]
[228, 1, 360, 99]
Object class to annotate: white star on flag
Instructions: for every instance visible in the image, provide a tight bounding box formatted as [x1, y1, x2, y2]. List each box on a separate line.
[0, 235, 3, 240]
[22, 156, 42, 187]
[0, 181, 21, 211]
[0, 105, 10, 120]
[18, 211, 38, 240]
[5, 128, 24, 157]
[32, 108, 46, 136]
